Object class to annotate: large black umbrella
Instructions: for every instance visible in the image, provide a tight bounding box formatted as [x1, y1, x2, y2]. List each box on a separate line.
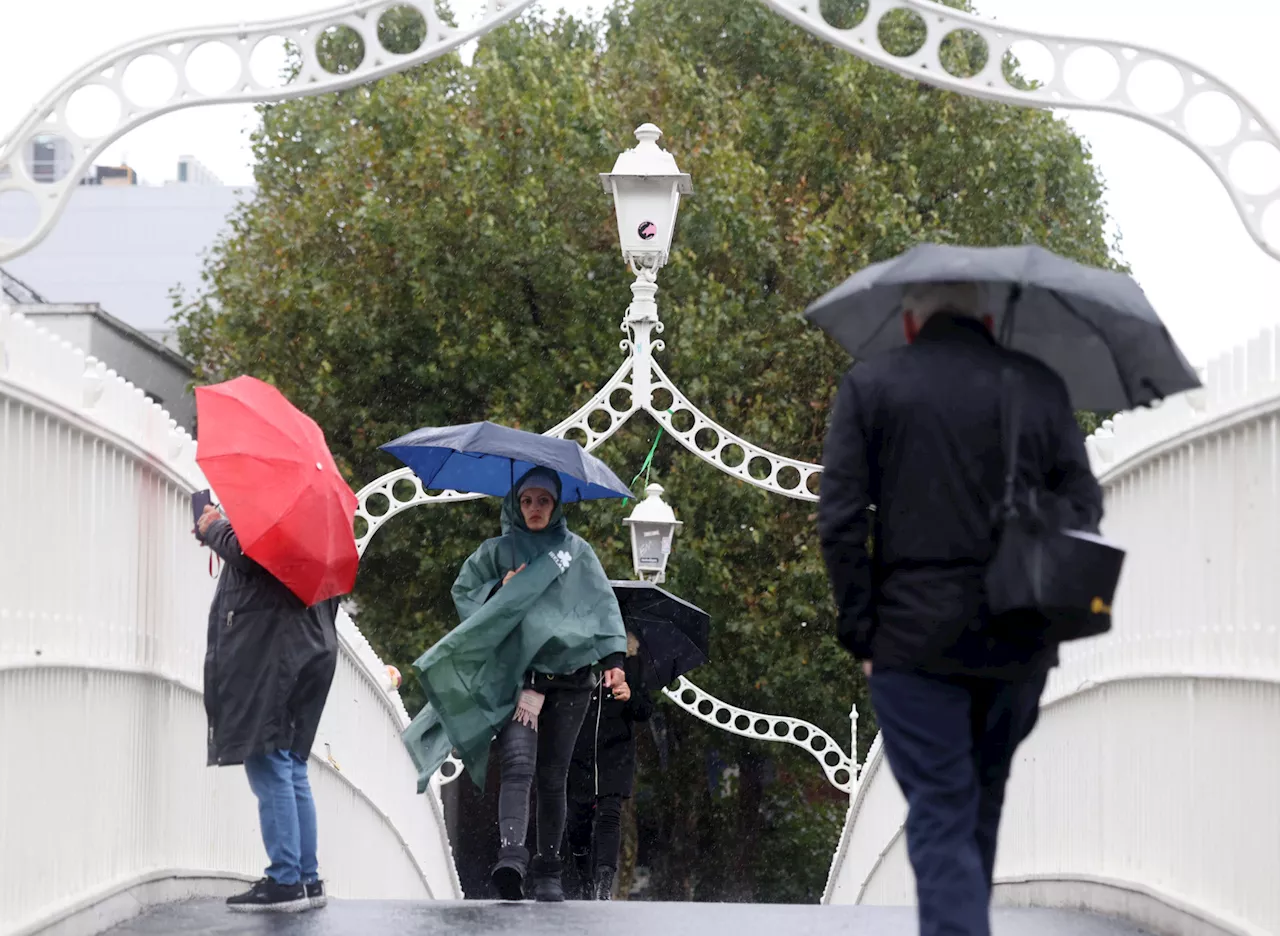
[803, 243, 1201, 411]
[610, 581, 710, 688]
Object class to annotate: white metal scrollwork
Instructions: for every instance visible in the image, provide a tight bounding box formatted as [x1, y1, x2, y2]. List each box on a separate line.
[759, 0, 1280, 262]
[3, 0, 1279, 263]
[662, 675, 856, 793]
[0, 0, 538, 260]
[649, 362, 821, 502]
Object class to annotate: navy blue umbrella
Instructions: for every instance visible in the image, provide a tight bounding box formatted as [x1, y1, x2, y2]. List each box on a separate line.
[379, 421, 632, 502]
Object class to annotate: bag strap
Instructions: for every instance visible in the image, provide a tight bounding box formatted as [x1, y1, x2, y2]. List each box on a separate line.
[997, 365, 1024, 524]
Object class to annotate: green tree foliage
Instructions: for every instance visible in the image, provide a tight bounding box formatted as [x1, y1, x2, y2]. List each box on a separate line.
[175, 0, 1115, 902]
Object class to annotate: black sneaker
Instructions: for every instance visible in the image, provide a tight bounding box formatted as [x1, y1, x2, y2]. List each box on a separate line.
[305, 880, 327, 909]
[226, 877, 309, 913]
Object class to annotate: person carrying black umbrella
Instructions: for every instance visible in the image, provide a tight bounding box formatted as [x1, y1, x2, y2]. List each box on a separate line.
[817, 282, 1104, 936]
[564, 631, 654, 900]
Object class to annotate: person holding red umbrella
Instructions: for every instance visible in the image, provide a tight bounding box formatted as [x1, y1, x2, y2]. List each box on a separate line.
[193, 376, 359, 914]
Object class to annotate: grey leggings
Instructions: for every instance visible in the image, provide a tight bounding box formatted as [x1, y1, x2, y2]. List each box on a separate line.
[496, 687, 591, 858]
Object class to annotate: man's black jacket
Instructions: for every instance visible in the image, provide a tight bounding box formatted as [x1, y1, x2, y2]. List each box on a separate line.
[817, 313, 1104, 679]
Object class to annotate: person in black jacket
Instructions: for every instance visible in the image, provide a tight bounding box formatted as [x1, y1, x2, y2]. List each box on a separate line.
[817, 283, 1103, 936]
[196, 504, 340, 914]
[564, 634, 653, 900]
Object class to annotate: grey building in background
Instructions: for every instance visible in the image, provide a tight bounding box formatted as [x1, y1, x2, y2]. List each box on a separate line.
[6, 296, 197, 433]
[0, 155, 251, 435]
[0, 162, 252, 343]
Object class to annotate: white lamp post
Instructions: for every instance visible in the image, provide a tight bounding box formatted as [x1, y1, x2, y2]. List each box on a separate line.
[600, 123, 692, 274]
[624, 482, 682, 584]
[600, 124, 692, 412]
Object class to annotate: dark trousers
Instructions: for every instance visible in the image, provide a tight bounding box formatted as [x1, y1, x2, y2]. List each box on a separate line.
[567, 792, 623, 872]
[869, 667, 1048, 936]
[496, 688, 591, 858]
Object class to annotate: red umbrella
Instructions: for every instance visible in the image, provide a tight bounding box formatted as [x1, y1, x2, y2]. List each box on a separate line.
[195, 376, 358, 606]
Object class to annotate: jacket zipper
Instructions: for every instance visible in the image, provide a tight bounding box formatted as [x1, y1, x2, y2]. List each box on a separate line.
[593, 675, 604, 797]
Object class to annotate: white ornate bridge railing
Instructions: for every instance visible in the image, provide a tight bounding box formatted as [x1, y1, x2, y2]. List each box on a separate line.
[824, 328, 1280, 936]
[0, 303, 459, 936]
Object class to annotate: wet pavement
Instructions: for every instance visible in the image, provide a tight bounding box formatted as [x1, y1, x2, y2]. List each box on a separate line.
[103, 898, 1155, 935]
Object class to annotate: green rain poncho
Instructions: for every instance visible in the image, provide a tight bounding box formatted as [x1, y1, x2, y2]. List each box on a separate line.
[402, 469, 626, 791]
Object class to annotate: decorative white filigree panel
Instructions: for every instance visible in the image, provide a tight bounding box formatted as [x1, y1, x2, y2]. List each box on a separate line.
[759, 0, 1280, 262]
[0, 0, 538, 260]
[663, 675, 855, 793]
[648, 362, 821, 501]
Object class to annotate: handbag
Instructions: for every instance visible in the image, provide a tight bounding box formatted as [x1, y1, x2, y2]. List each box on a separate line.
[984, 367, 1126, 644]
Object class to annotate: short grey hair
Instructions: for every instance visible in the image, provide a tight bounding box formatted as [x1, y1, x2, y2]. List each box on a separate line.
[902, 281, 982, 321]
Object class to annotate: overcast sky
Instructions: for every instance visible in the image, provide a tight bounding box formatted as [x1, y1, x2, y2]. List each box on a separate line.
[2, 0, 1278, 367]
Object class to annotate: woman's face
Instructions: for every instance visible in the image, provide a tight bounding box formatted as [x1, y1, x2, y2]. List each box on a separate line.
[519, 487, 556, 531]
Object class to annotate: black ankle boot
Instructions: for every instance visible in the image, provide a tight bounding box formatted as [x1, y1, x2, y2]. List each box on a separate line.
[529, 855, 565, 902]
[594, 867, 615, 901]
[490, 844, 529, 901]
[570, 849, 593, 900]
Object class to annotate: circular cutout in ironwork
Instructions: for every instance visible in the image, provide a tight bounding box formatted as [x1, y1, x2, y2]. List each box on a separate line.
[317, 25, 366, 75]
[609, 387, 633, 413]
[805, 471, 821, 496]
[1063, 46, 1120, 102]
[21, 135, 73, 185]
[940, 30, 989, 79]
[65, 84, 121, 139]
[1184, 91, 1242, 148]
[1002, 40, 1054, 90]
[877, 9, 927, 59]
[122, 54, 179, 107]
[776, 466, 801, 490]
[819, 0, 868, 30]
[391, 478, 418, 503]
[365, 492, 391, 517]
[719, 443, 745, 468]
[250, 36, 294, 89]
[378, 5, 428, 55]
[353, 515, 370, 539]
[186, 41, 243, 95]
[1127, 59, 1184, 115]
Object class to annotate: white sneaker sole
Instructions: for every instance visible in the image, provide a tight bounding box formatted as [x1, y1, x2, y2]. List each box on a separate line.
[228, 897, 311, 913]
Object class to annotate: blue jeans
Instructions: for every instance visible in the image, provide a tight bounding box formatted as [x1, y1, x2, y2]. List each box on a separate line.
[869, 668, 1048, 936]
[243, 750, 319, 886]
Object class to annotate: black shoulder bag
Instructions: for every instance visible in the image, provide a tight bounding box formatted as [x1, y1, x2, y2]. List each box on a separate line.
[984, 367, 1126, 645]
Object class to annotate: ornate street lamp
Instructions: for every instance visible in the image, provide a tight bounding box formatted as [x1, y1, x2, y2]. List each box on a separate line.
[624, 482, 682, 583]
[599, 124, 692, 413]
[599, 123, 693, 274]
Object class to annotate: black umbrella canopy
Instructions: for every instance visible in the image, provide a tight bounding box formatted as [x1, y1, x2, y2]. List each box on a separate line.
[610, 581, 710, 688]
[803, 243, 1201, 412]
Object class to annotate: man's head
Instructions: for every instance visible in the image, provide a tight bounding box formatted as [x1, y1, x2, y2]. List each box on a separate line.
[901, 281, 992, 343]
[516, 468, 560, 532]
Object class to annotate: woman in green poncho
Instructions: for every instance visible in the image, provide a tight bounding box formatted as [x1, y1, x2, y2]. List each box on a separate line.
[403, 465, 627, 902]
